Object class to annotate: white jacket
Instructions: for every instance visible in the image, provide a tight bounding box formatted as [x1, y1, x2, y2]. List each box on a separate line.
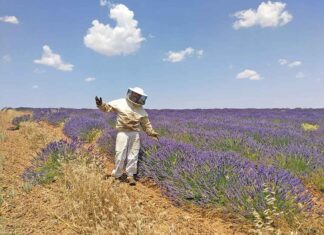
[98, 98, 158, 137]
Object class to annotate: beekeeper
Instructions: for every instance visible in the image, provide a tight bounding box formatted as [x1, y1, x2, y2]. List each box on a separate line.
[95, 87, 159, 186]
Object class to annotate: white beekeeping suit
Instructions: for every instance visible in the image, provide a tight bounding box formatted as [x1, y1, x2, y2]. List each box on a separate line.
[96, 87, 159, 185]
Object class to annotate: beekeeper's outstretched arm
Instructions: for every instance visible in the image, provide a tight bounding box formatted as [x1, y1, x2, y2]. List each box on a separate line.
[95, 96, 115, 113]
[140, 116, 159, 141]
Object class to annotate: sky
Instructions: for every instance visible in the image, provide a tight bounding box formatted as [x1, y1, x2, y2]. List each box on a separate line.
[0, 0, 323, 109]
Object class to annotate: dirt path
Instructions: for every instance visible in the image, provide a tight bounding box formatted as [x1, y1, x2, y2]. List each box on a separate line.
[0, 111, 247, 234]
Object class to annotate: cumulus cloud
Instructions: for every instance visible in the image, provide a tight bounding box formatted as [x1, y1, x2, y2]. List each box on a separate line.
[278, 58, 288, 65]
[85, 77, 96, 82]
[84, 4, 145, 56]
[2, 55, 11, 63]
[34, 45, 74, 71]
[279, 59, 302, 68]
[296, 72, 305, 79]
[288, 61, 302, 68]
[99, 0, 112, 7]
[163, 47, 203, 63]
[0, 15, 19, 24]
[233, 1, 292, 29]
[236, 69, 262, 80]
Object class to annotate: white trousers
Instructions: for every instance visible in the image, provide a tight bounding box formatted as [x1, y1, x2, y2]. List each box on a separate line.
[111, 131, 140, 178]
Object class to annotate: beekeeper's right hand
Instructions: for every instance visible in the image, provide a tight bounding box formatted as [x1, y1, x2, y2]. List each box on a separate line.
[95, 96, 103, 106]
[151, 133, 159, 142]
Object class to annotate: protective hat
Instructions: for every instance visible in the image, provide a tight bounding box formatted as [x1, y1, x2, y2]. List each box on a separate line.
[126, 87, 147, 106]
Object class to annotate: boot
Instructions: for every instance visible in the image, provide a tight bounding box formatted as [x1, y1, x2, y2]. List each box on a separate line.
[127, 176, 136, 186]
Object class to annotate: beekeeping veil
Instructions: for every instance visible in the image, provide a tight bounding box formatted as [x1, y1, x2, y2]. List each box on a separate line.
[126, 87, 147, 106]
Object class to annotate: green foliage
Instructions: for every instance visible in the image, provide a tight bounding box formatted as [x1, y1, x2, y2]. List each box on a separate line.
[272, 119, 284, 124]
[80, 129, 101, 143]
[24, 140, 86, 185]
[35, 157, 62, 184]
[174, 133, 196, 144]
[0, 133, 7, 142]
[107, 119, 115, 128]
[268, 137, 290, 146]
[157, 152, 181, 179]
[210, 138, 245, 153]
[180, 165, 233, 205]
[276, 154, 311, 174]
[243, 151, 260, 161]
[155, 127, 171, 136]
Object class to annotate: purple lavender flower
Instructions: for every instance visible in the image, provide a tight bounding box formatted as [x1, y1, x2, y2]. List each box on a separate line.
[63, 116, 107, 142]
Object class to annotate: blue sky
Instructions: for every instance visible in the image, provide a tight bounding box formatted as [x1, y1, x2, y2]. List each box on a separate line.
[0, 0, 323, 109]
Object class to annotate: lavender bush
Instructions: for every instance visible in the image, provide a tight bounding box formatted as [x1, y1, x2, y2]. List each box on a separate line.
[97, 128, 117, 158]
[23, 139, 84, 184]
[11, 114, 31, 129]
[63, 116, 107, 142]
[138, 136, 313, 221]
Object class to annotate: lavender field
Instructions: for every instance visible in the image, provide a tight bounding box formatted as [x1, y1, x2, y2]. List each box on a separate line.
[18, 107, 324, 231]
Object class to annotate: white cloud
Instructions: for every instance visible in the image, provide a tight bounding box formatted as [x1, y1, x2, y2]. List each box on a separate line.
[296, 72, 305, 79]
[278, 59, 302, 68]
[34, 45, 74, 71]
[278, 58, 288, 65]
[85, 77, 96, 82]
[236, 69, 262, 80]
[84, 4, 145, 56]
[99, 0, 112, 7]
[233, 1, 292, 29]
[2, 55, 11, 63]
[163, 47, 203, 63]
[288, 61, 302, 68]
[32, 85, 39, 89]
[0, 16, 19, 24]
[196, 50, 204, 58]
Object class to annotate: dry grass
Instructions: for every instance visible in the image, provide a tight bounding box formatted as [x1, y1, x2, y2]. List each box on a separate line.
[0, 110, 21, 142]
[249, 183, 324, 234]
[56, 158, 183, 235]
[0, 110, 21, 127]
[18, 122, 54, 151]
[0, 153, 4, 176]
[0, 110, 70, 234]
